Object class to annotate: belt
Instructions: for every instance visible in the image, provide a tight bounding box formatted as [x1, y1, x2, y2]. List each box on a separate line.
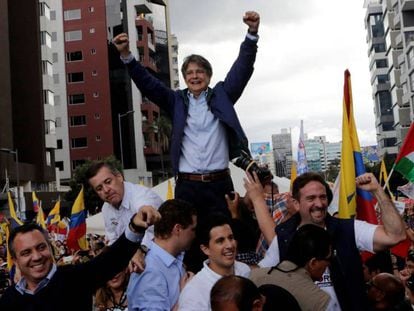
[177, 169, 230, 183]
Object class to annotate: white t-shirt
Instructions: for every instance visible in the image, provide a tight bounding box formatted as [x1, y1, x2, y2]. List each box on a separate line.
[178, 260, 250, 311]
[102, 181, 163, 246]
[258, 220, 378, 310]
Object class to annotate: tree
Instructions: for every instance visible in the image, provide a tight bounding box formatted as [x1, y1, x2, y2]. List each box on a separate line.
[64, 156, 122, 215]
[325, 158, 340, 182]
[147, 115, 172, 181]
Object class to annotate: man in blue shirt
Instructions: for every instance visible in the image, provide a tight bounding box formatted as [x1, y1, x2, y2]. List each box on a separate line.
[113, 11, 260, 271]
[127, 199, 197, 310]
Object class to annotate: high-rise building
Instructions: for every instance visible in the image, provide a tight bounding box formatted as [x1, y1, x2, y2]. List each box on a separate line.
[51, 0, 173, 185]
[271, 129, 292, 178]
[0, 0, 57, 214]
[364, 0, 413, 157]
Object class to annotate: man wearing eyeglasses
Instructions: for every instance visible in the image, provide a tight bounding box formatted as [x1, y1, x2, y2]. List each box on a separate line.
[245, 171, 406, 310]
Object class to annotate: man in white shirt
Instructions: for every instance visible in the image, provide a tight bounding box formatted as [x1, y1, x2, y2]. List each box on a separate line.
[178, 213, 250, 310]
[245, 171, 406, 310]
[87, 161, 163, 271]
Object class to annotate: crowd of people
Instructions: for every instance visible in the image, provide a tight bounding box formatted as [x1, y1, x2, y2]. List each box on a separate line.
[1, 9, 414, 311]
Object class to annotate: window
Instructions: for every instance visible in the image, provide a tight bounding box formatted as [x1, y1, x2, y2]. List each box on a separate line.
[45, 120, 56, 134]
[89, 28, 95, 34]
[57, 140, 63, 149]
[64, 9, 81, 21]
[39, 2, 51, 19]
[52, 52, 58, 63]
[65, 30, 82, 42]
[46, 151, 51, 166]
[93, 92, 99, 98]
[41, 31, 52, 48]
[67, 72, 84, 83]
[94, 113, 101, 119]
[91, 48, 96, 55]
[71, 137, 87, 149]
[92, 70, 97, 76]
[54, 95, 60, 106]
[50, 10, 56, 20]
[66, 51, 83, 62]
[51, 32, 57, 42]
[55, 161, 64, 171]
[70, 115, 87, 126]
[72, 159, 86, 170]
[68, 93, 85, 105]
[43, 90, 54, 105]
[89, 6, 94, 12]
[56, 117, 62, 127]
[42, 61, 53, 76]
[96, 135, 101, 141]
[53, 74, 59, 84]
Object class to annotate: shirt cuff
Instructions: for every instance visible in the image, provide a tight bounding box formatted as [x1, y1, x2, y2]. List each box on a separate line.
[120, 53, 135, 64]
[246, 33, 259, 41]
[125, 225, 145, 243]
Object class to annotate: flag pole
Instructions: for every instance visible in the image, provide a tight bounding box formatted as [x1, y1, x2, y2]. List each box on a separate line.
[383, 164, 395, 191]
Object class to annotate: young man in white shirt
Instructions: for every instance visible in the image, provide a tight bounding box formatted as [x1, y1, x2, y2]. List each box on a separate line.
[178, 213, 250, 310]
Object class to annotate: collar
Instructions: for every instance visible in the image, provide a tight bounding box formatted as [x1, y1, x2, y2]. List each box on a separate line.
[16, 263, 57, 295]
[151, 242, 184, 268]
[187, 89, 208, 100]
[118, 181, 131, 210]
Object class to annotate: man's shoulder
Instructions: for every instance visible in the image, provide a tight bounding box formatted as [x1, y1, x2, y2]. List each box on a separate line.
[234, 260, 251, 277]
[0, 286, 20, 308]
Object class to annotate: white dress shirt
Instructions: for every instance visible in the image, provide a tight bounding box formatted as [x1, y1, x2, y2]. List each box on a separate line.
[102, 181, 163, 246]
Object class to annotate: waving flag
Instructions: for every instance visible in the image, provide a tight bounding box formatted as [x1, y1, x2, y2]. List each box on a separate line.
[46, 200, 61, 226]
[32, 191, 40, 213]
[297, 120, 308, 175]
[338, 70, 377, 224]
[67, 187, 88, 251]
[394, 122, 414, 182]
[290, 160, 297, 191]
[36, 203, 47, 230]
[7, 191, 23, 228]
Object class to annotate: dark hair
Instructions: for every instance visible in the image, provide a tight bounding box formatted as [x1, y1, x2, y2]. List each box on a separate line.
[286, 224, 331, 267]
[291, 172, 333, 205]
[181, 54, 213, 78]
[154, 199, 197, 239]
[8, 223, 50, 258]
[210, 275, 261, 311]
[407, 249, 414, 262]
[85, 161, 122, 183]
[258, 284, 301, 311]
[198, 213, 232, 247]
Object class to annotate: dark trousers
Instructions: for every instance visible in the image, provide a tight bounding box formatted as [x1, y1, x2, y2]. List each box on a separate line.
[175, 175, 234, 272]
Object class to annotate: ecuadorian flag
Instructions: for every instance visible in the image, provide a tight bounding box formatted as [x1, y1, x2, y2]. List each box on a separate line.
[8, 191, 23, 229]
[338, 70, 377, 224]
[67, 186, 88, 251]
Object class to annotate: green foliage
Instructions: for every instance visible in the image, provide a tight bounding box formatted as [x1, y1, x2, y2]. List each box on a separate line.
[65, 156, 122, 215]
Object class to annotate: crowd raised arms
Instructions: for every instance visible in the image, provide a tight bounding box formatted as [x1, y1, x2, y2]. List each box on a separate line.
[1, 8, 413, 311]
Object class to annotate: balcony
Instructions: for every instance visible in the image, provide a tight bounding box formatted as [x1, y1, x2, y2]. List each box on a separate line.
[402, 0, 414, 11]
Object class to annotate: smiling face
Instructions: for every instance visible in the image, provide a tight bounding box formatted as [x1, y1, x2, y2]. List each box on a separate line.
[12, 230, 53, 291]
[295, 181, 329, 227]
[184, 62, 211, 97]
[88, 166, 125, 207]
[201, 224, 237, 276]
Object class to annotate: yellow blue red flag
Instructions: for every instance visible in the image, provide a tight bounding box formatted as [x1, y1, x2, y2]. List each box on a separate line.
[67, 186, 88, 251]
[32, 191, 40, 213]
[7, 191, 23, 228]
[46, 200, 61, 226]
[338, 70, 377, 224]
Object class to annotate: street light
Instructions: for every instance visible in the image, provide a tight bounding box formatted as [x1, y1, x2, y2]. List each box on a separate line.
[0, 148, 20, 212]
[118, 110, 135, 168]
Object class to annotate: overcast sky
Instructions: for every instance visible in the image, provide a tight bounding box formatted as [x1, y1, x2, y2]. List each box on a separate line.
[168, 1, 374, 157]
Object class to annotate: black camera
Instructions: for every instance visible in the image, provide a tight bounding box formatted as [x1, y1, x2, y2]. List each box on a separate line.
[232, 151, 273, 184]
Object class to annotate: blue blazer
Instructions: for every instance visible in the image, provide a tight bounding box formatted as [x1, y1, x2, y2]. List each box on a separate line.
[126, 37, 258, 174]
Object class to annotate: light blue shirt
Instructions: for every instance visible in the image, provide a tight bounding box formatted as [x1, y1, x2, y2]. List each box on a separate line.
[127, 242, 185, 311]
[179, 90, 229, 173]
[16, 263, 57, 295]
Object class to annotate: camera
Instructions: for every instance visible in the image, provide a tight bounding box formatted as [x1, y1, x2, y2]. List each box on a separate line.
[231, 151, 273, 185]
